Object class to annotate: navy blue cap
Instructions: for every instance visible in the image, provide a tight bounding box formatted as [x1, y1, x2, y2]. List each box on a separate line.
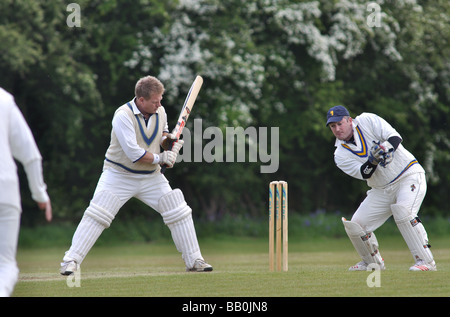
[326, 105, 350, 126]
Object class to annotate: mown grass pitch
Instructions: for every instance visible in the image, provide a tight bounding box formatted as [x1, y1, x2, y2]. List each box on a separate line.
[13, 236, 450, 298]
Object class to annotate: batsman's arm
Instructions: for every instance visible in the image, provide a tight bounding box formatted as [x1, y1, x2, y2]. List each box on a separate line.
[135, 151, 160, 164]
[136, 149, 176, 168]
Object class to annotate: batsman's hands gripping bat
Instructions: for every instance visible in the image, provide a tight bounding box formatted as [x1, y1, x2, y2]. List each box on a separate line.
[161, 133, 179, 151]
[161, 75, 203, 173]
[159, 150, 177, 168]
[171, 139, 184, 155]
[159, 138, 184, 170]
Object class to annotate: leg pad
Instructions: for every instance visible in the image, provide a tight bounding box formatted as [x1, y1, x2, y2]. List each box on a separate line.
[84, 190, 122, 228]
[342, 217, 383, 265]
[391, 204, 433, 263]
[158, 189, 192, 225]
[158, 189, 201, 268]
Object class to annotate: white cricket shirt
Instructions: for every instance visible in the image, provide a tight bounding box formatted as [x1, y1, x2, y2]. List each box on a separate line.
[104, 98, 169, 174]
[333, 113, 424, 188]
[0, 88, 49, 209]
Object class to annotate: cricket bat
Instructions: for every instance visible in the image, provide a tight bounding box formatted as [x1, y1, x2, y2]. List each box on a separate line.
[161, 75, 203, 173]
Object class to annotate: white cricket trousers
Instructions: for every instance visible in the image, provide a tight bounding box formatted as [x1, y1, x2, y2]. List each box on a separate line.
[351, 172, 427, 233]
[64, 167, 203, 268]
[0, 204, 20, 297]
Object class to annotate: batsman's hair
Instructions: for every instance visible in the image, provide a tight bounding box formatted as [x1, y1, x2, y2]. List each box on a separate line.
[135, 76, 165, 100]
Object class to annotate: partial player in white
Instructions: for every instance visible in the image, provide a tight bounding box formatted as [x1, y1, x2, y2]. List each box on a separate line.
[0, 88, 52, 297]
[326, 105, 436, 271]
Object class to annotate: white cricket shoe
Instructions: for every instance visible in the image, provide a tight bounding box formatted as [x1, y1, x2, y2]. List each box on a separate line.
[186, 259, 213, 272]
[348, 260, 385, 271]
[409, 260, 437, 271]
[60, 261, 79, 275]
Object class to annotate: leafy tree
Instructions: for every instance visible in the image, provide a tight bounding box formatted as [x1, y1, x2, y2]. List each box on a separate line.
[143, 0, 448, 218]
[1, 0, 448, 225]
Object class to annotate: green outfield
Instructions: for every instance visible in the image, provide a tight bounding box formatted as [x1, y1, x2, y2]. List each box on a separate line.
[13, 236, 450, 298]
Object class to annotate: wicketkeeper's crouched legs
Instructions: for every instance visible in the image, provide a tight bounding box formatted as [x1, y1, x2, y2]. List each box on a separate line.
[342, 217, 384, 270]
[158, 189, 211, 271]
[391, 204, 435, 269]
[63, 191, 123, 265]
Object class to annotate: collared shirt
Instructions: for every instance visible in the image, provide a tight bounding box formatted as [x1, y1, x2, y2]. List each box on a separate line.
[0, 88, 49, 209]
[112, 98, 169, 163]
[333, 113, 424, 188]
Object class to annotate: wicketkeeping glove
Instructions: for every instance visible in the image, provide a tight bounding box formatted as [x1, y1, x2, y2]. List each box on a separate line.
[379, 141, 394, 167]
[369, 141, 394, 167]
[368, 141, 385, 165]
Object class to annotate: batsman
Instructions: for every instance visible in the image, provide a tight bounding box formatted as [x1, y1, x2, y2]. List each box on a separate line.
[326, 105, 436, 271]
[60, 75, 212, 275]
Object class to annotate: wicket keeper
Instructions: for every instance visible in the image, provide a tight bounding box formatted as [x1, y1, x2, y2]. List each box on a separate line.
[326, 105, 436, 271]
[60, 76, 212, 275]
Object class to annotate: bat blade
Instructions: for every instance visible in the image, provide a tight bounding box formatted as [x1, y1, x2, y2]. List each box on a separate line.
[161, 75, 203, 173]
[172, 75, 203, 138]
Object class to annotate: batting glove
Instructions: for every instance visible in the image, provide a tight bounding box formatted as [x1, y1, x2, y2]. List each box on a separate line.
[159, 150, 177, 168]
[170, 139, 184, 155]
[161, 133, 179, 150]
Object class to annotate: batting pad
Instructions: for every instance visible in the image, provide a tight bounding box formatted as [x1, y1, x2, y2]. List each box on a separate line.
[158, 189, 192, 225]
[63, 191, 122, 264]
[391, 204, 434, 263]
[342, 217, 383, 265]
[83, 190, 122, 228]
[85, 203, 115, 228]
[158, 189, 201, 268]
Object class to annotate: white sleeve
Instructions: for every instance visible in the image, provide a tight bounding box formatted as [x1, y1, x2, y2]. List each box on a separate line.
[9, 103, 49, 203]
[9, 104, 42, 165]
[163, 110, 169, 133]
[23, 160, 49, 203]
[158, 106, 169, 133]
[360, 113, 401, 142]
[334, 153, 365, 181]
[112, 110, 147, 162]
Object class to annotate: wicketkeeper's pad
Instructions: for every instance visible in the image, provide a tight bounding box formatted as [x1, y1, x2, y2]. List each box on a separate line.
[342, 217, 384, 265]
[391, 204, 433, 263]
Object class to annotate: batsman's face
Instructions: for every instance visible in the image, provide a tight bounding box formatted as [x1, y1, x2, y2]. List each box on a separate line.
[137, 94, 163, 116]
[329, 117, 353, 141]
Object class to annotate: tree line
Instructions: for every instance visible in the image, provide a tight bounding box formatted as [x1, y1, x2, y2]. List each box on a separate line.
[0, 0, 448, 225]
